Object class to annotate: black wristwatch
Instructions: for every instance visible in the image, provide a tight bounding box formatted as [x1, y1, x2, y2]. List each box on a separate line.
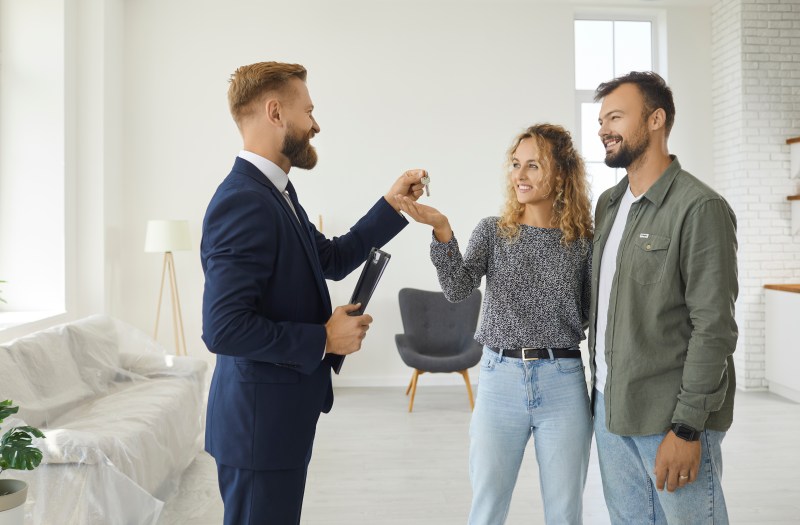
[671, 423, 701, 441]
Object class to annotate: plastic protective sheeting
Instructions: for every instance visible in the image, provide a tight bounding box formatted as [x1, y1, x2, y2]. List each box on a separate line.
[0, 315, 208, 525]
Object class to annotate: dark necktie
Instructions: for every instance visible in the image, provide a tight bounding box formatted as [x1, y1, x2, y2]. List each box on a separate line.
[282, 182, 302, 224]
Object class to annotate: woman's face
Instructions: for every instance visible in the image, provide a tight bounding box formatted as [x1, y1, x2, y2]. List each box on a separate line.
[510, 138, 553, 205]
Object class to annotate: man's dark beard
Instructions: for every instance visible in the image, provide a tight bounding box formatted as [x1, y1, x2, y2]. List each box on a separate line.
[282, 126, 318, 170]
[604, 125, 649, 169]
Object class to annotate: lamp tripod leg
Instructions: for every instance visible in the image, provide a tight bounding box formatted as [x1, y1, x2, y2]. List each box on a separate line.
[168, 253, 188, 356]
[154, 253, 168, 340]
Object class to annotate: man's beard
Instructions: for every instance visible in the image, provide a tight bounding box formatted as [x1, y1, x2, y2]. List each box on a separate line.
[604, 123, 649, 169]
[282, 125, 318, 170]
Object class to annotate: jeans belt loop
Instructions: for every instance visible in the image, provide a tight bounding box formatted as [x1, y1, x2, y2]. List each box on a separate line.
[522, 347, 539, 361]
[547, 348, 555, 360]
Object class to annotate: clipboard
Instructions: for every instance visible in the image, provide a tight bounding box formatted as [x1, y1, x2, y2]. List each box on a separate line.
[331, 248, 391, 374]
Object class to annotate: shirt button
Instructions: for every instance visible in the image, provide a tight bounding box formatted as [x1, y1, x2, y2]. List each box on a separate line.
[646, 244, 652, 250]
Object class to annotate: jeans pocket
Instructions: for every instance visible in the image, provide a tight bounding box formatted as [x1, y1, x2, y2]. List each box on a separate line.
[555, 358, 584, 374]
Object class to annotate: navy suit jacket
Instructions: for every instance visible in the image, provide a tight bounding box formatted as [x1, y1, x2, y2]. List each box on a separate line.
[201, 157, 407, 470]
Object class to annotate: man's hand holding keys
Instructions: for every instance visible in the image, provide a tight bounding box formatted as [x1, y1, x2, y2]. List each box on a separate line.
[384, 169, 429, 211]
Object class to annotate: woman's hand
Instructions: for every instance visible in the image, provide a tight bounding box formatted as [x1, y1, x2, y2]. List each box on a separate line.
[394, 195, 453, 243]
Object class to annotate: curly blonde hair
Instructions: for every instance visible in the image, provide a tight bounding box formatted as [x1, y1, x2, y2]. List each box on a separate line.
[497, 124, 593, 245]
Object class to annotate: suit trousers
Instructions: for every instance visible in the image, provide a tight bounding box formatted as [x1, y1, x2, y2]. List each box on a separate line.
[216, 440, 314, 525]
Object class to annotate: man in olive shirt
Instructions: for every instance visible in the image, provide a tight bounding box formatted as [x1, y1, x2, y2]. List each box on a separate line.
[589, 71, 738, 523]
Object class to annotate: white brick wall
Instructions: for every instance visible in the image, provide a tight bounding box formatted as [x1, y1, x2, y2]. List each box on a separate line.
[712, 0, 800, 390]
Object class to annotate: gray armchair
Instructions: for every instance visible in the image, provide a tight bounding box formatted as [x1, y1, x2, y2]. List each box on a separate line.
[395, 288, 483, 412]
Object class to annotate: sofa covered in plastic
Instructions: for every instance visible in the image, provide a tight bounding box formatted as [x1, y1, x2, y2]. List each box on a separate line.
[0, 315, 208, 525]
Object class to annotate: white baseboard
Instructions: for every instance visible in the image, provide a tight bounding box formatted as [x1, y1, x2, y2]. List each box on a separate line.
[332, 373, 477, 388]
[768, 382, 800, 403]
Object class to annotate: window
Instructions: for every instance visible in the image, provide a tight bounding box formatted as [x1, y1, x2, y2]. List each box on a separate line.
[574, 17, 660, 210]
[0, 0, 67, 329]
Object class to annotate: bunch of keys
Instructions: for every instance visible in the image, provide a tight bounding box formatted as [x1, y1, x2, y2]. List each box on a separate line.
[421, 173, 431, 196]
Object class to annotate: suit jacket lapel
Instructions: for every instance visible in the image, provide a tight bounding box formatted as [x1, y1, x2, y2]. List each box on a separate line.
[233, 158, 331, 311]
[285, 182, 332, 312]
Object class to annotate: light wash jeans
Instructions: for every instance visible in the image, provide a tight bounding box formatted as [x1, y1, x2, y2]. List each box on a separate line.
[593, 391, 729, 525]
[468, 347, 592, 525]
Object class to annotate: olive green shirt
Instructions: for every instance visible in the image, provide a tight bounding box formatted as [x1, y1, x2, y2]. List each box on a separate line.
[589, 156, 738, 435]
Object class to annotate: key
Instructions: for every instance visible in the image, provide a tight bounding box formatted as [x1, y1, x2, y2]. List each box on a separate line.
[421, 173, 430, 196]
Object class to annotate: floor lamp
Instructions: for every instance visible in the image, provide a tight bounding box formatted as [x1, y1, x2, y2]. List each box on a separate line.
[145, 219, 191, 356]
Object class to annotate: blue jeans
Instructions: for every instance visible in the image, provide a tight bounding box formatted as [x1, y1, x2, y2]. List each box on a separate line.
[468, 347, 592, 525]
[593, 391, 729, 524]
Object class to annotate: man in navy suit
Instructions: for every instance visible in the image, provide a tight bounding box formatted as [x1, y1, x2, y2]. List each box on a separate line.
[201, 61, 426, 524]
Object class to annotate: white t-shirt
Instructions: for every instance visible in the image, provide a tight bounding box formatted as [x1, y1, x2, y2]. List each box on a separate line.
[595, 185, 641, 392]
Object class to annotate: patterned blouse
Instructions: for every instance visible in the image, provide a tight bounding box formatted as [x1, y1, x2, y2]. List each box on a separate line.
[430, 217, 592, 350]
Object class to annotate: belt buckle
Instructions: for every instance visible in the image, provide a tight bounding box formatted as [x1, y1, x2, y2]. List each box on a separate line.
[521, 348, 539, 361]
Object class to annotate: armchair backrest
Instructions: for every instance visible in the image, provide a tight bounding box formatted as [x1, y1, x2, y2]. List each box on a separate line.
[397, 288, 481, 356]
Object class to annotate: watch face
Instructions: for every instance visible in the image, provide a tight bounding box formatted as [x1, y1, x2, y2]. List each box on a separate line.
[672, 424, 700, 441]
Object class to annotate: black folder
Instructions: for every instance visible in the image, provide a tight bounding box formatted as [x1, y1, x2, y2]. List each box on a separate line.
[331, 248, 391, 374]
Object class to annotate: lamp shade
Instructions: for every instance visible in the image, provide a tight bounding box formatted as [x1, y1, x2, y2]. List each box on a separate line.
[144, 220, 192, 253]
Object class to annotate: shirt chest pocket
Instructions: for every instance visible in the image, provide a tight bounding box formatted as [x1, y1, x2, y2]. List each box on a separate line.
[629, 234, 670, 285]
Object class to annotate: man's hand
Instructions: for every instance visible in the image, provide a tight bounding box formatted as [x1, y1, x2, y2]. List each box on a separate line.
[324, 303, 373, 356]
[394, 195, 453, 243]
[654, 430, 701, 492]
[384, 169, 427, 212]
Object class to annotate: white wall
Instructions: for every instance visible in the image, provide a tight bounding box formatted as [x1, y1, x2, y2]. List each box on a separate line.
[102, 0, 715, 386]
[711, 0, 800, 390]
[667, 7, 714, 184]
[70, 0, 125, 320]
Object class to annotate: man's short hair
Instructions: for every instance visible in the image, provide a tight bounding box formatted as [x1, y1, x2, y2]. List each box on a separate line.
[594, 71, 675, 136]
[228, 62, 307, 126]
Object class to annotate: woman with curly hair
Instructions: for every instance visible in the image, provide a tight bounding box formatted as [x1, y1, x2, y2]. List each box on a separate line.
[395, 124, 594, 524]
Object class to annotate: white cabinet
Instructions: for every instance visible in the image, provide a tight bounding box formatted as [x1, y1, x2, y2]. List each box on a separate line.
[765, 285, 800, 402]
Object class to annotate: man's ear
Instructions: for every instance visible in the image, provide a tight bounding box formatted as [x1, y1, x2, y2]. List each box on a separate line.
[649, 108, 667, 132]
[265, 97, 283, 127]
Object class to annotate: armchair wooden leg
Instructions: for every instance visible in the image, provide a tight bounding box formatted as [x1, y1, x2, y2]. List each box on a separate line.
[408, 369, 423, 412]
[459, 369, 475, 410]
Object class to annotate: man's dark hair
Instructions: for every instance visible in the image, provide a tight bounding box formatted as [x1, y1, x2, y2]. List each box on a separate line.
[594, 71, 675, 136]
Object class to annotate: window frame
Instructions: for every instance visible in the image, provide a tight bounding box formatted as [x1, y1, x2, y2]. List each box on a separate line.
[573, 11, 665, 208]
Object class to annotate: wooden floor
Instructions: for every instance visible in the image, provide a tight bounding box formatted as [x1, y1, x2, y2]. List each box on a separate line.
[159, 387, 800, 524]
